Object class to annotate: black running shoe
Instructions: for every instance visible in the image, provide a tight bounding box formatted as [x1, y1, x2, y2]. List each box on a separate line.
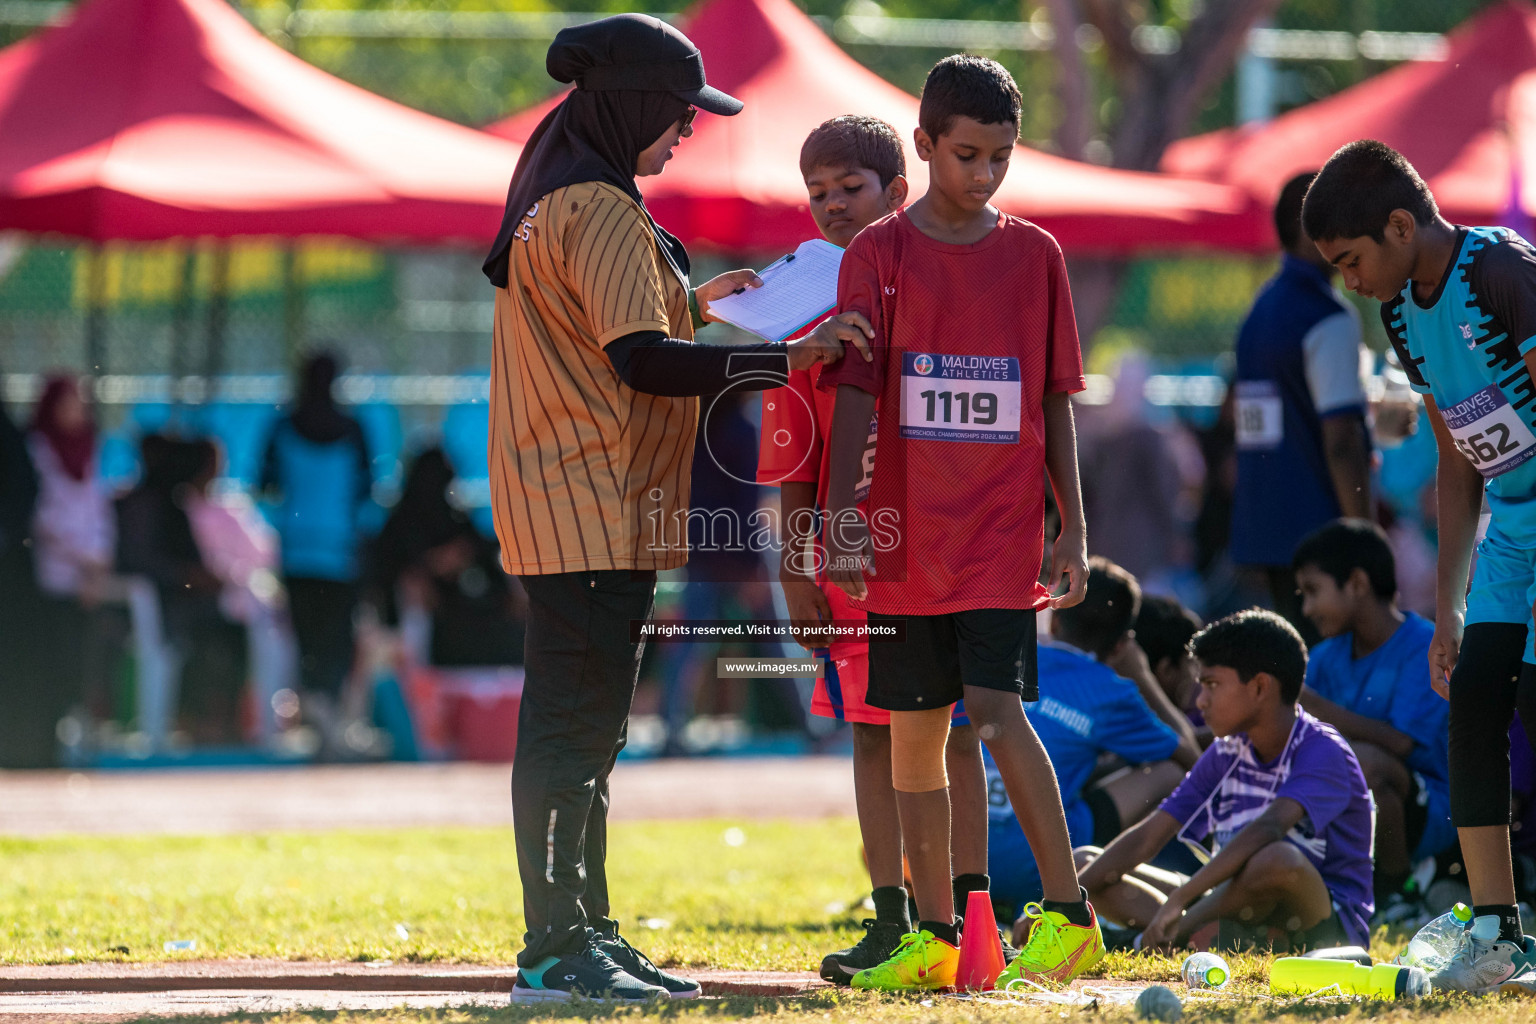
[999, 928, 1019, 962]
[596, 929, 702, 998]
[819, 919, 906, 985]
[510, 946, 666, 1003]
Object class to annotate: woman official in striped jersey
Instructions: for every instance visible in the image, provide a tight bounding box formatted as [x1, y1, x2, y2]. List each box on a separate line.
[481, 13, 873, 1003]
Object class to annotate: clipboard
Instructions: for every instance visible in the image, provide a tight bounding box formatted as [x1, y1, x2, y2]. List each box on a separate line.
[704, 238, 844, 342]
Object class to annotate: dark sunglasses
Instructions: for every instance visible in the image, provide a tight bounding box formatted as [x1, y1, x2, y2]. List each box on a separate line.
[680, 106, 697, 131]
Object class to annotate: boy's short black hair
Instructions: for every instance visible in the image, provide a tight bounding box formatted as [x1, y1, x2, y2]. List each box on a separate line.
[1274, 171, 1317, 251]
[800, 115, 906, 189]
[1301, 139, 1439, 244]
[1054, 556, 1141, 659]
[918, 54, 1021, 142]
[1189, 609, 1306, 704]
[1291, 518, 1397, 600]
[1134, 594, 1202, 671]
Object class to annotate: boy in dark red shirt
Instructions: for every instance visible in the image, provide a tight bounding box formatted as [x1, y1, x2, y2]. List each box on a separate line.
[758, 115, 992, 984]
[821, 55, 1104, 990]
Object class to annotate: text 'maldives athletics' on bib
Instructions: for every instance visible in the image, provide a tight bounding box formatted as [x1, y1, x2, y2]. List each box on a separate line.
[1440, 384, 1536, 478]
[899, 353, 1021, 443]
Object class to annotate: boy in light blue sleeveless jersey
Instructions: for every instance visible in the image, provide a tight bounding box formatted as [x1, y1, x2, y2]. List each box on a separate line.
[1305, 140, 1536, 994]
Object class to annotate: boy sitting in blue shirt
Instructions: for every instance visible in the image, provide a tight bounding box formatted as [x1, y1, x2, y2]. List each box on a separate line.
[1293, 517, 1453, 914]
[989, 558, 1199, 929]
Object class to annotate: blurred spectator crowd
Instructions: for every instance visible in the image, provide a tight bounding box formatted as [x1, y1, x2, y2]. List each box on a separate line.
[1075, 343, 1434, 627]
[0, 354, 531, 768]
[0, 333, 1442, 771]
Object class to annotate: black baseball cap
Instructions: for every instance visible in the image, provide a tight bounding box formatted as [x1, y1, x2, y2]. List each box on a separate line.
[546, 13, 743, 116]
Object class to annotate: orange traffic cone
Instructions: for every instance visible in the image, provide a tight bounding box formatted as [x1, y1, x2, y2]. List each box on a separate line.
[955, 889, 1007, 991]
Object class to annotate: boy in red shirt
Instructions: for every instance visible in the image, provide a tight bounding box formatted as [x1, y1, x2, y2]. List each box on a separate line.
[821, 55, 1105, 990]
[758, 115, 992, 984]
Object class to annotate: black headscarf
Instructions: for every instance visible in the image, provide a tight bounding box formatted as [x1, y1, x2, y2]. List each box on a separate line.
[290, 352, 352, 444]
[483, 16, 704, 290]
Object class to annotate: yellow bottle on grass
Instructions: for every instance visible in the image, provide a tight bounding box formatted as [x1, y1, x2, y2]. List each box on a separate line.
[1269, 958, 1430, 999]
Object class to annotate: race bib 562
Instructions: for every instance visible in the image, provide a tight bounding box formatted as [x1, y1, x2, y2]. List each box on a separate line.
[1443, 383, 1536, 478]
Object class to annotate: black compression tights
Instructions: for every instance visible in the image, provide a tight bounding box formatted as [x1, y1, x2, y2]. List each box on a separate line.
[1449, 623, 1536, 828]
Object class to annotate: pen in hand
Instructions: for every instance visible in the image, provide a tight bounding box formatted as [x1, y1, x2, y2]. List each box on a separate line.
[735, 252, 795, 294]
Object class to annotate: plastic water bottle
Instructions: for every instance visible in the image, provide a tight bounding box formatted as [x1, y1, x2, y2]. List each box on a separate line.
[1179, 951, 1229, 989]
[1396, 903, 1474, 971]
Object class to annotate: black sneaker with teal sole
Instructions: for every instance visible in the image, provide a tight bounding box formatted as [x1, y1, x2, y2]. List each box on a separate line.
[819, 919, 906, 984]
[596, 929, 702, 998]
[510, 946, 666, 1003]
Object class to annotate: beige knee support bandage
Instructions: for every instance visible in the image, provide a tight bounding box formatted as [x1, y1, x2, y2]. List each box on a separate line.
[889, 706, 953, 792]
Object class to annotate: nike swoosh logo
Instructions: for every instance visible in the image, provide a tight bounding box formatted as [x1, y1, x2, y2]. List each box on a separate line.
[1039, 937, 1098, 981]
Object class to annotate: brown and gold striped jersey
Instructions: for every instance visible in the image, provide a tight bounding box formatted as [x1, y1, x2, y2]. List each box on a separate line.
[489, 181, 697, 575]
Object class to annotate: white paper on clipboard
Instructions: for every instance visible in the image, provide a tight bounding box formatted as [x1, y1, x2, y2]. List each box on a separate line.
[704, 238, 844, 342]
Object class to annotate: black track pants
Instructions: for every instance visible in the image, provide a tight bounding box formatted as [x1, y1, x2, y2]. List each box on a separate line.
[512, 569, 655, 966]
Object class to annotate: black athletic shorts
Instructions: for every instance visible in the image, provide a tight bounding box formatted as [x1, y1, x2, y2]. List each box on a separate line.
[864, 608, 1038, 712]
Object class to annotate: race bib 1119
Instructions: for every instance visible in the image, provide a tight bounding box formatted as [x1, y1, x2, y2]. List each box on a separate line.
[1442, 383, 1536, 478]
[899, 352, 1021, 443]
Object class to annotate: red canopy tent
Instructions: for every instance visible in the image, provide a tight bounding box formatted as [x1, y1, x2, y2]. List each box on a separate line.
[0, 0, 522, 243]
[1163, 1, 1536, 225]
[487, 0, 1264, 254]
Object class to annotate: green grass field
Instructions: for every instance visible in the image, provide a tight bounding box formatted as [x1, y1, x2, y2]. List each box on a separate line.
[55, 993, 1536, 1024]
[6, 819, 1536, 1022]
[0, 820, 869, 967]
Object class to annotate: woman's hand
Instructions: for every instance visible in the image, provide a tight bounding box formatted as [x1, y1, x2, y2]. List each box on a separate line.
[786, 313, 875, 372]
[694, 270, 763, 322]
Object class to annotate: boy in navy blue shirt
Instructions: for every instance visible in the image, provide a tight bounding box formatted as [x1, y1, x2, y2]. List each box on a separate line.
[1231, 172, 1372, 633]
[1292, 518, 1452, 914]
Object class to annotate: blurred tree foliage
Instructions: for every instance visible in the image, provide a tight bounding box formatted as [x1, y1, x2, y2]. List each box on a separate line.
[0, 0, 1508, 364]
[0, 0, 1500, 141]
[269, 0, 1493, 144]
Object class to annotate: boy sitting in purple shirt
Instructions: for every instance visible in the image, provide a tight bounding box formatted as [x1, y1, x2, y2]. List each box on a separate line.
[1077, 609, 1375, 952]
